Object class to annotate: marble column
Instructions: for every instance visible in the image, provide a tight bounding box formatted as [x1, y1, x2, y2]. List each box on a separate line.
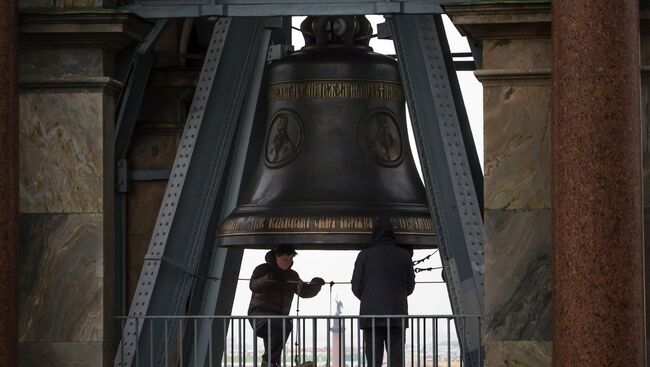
[0, 0, 19, 366]
[16, 11, 150, 367]
[552, 1, 644, 366]
[447, 4, 553, 366]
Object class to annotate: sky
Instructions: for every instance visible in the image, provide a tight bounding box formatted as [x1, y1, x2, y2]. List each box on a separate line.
[230, 15, 483, 319]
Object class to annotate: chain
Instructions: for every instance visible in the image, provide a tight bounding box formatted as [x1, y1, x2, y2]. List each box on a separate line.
[412, 250, 439, 266]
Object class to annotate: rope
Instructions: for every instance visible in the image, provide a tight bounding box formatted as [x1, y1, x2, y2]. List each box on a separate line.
[147, 257, 444, 284]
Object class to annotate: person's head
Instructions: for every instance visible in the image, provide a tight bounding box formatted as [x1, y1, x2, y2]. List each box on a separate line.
[275, 244, 297, 270]
[371, 215, 395, 243]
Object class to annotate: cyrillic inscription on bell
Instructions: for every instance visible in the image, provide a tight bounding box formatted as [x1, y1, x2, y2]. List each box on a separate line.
[218, 16, 436, 249]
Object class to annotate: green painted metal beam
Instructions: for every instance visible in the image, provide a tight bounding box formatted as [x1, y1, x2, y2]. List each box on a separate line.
[444, 0, 549, 4]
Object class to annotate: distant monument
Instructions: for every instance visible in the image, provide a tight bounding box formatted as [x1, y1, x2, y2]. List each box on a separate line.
[331, 299, 345, 367]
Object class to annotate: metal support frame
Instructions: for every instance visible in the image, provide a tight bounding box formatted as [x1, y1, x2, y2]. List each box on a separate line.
[129, 170, 172, 181]
[467, 35, 482, 70]
[187, 21, 272, 367]
[115, 17, 271, 367]
[124, 1, 437, 18]
[114, 19, 168, 316]
[390, 14, 484, 366]
[115, 19, 168, 161]
[115, 5, 486, 367]
[120, 0, 484, 18]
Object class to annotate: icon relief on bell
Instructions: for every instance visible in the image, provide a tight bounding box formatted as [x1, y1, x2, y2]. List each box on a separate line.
[265, 111, 303, 168]
[361, 111, 403, 166]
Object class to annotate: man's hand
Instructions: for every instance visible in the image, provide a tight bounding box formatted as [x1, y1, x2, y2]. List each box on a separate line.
[310, 277, 325, 286]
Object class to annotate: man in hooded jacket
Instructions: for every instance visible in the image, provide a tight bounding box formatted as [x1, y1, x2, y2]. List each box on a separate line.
[248, 244, 325, 367]
[351, 216, 416, 367]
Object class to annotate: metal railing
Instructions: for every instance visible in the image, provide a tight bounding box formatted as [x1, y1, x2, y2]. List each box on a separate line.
[116, 315, 482, 367]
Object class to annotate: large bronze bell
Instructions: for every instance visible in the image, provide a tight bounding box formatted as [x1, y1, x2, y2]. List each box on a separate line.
[217, 16, 435, 249]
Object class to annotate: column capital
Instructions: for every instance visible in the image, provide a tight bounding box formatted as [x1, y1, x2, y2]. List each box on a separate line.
[445, 3, 551, 40]
[447, 2, 650, 41]
[19, 9, 152, 50]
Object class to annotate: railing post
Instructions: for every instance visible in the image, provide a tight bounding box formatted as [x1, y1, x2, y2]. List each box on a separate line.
[116, 315, 480, 367]
[432, 318, 437, 367]
[312, 318, 317, 366]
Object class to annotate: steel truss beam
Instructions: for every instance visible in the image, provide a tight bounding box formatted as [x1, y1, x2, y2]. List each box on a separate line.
[114, 19, 168, 317]
[120, 0, 485, 18]
[187, 22, 272, 367]
[114, 19, 168, 162]
[116, 7, 486, 367]
[115, 17, 271, 367]
[390, 14, 485, 366]
[124, 2, 439, 18]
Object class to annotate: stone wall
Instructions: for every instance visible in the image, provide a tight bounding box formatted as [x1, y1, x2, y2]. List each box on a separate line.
[17, 11, 150, 366]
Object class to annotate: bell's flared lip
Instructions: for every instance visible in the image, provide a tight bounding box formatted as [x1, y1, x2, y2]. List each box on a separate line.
[230, 202, 432, 213]
[216, 232, 438, 250]
[216, 210, 437, 250]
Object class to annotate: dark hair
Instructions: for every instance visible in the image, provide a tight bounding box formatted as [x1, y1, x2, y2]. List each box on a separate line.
[275, 244, 297, 256]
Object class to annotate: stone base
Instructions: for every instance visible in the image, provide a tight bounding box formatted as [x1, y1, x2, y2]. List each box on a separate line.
[19, 341, 114, 367]
[484, 209, 551, 341]
[485, 341, 552, 367]
[18, 214, 105, 343]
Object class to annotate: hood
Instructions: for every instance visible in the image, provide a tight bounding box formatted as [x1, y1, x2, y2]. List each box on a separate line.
[265, 250, 293, 270]
[371, 216, 396, 243]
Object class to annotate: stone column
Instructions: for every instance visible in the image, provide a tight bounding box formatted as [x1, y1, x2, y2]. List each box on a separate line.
[16, 12, 150, 366]
[449, 2, 650, 365]
[0, 0, 19, 366]
[642, 17, 650, 362]
[448, 3, 554, 366]
[552, 1, 645, 366]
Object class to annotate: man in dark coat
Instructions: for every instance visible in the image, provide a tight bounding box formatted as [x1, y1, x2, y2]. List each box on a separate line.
[248, 244, 325, 367]
[351, 216, 416, 367]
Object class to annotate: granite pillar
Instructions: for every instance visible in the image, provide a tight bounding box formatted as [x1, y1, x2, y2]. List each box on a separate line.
[0, 0, 19, 366]
[643, 28, 650, 363]
[17, 11, 150, 367]
[552, 1, 644, 366]
[449, 2, 650, 365]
